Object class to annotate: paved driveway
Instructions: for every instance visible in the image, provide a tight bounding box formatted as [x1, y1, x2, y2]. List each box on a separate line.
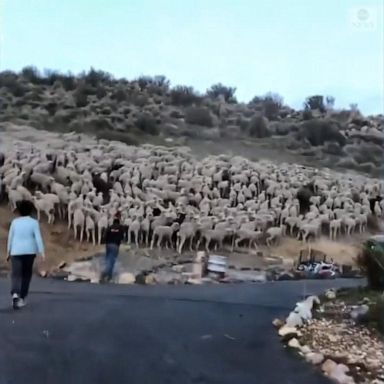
[0, 278, 360, 384]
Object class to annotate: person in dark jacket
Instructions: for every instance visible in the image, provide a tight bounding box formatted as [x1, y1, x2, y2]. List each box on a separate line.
[100, 217, 124, 282]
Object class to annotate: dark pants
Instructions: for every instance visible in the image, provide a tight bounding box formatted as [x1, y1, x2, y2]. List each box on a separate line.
[102, 243, 119, 281]
[11, 255, 36, 299]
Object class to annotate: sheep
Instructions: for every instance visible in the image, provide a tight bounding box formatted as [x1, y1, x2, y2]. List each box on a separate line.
[234, 229, 263, 250]
[73, 208, 85, 242]
[150, 223, 180, 250]
[177, 218, 198, 254]
[329, 219, 342, 240]
[266, 225, 286, 246]
[85, 214, 96, 245]
[33, 196, 55, 224]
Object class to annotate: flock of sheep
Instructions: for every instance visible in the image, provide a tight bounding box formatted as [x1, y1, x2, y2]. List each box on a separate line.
[0, 126, 383, 255]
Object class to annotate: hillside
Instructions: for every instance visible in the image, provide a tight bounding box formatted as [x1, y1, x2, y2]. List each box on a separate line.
[0, 67, 383, 176]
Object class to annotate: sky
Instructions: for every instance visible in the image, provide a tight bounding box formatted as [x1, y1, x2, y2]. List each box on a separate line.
[0, 0, 383, 114]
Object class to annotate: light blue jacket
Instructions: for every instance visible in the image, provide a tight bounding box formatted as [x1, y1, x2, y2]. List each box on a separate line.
[7, 217, 45, 256]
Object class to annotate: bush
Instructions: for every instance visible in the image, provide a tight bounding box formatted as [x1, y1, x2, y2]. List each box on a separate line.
[304, 95, 326, 112]
[302, 108, 313, 120]
[299, 119, 346, 147]
[135, 114, 159, 135]
[111, 87, 127, 102]
[170, 86, 201, 106]
[357, 239, 384, 290]
[251, 93, 283, 120]
[73, 85, 89, 108]
[95, 85, 107, 99]
[248, 115, 270, 138]
[185, 107, 213, 127]
[137, 75, 170, 94]
[84, 68, 112, 87]
[206, 83, 237, 103]
[21, 66, 42, 84]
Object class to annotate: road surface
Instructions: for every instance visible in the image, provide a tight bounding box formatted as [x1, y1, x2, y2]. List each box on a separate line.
[0, 278, 361, 384]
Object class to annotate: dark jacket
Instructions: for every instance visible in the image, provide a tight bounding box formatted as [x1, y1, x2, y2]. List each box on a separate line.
[104, 224, 124, 246]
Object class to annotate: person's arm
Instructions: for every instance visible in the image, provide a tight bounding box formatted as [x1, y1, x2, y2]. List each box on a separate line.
[7, 221, 14, 259]
[33, 220, 45, 259]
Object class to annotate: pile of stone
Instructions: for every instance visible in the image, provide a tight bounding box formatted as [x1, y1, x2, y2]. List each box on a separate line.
[274, 288, 384, 384]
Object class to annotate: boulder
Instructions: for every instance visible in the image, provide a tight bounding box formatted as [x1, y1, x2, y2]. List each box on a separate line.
[325, 288, 337, 300]
[272, 318, 284, 329]
[118, 272, 136, 284]
[288, 338, 301, 349]
[322, 359, 337, 375]
[278, 325, 300, 341]
[305, 352, 324, 365]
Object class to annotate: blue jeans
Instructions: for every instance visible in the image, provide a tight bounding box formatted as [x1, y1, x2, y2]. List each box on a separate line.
[102, 243, 119, 281]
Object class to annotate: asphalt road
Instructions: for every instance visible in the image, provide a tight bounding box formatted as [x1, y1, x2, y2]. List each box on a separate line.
[0, 278, 361, 384]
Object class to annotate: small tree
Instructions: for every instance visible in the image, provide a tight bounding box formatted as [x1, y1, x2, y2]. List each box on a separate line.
[248, 115, 270, 138]
[350, 103, 359, 112]
[262, 93, 283, 120]
[185, 107, 213, 127]
[305, 95, 325, 112]
[170, 85, 201, 106]
[206, 83, 237, 103]
[21, 66, 41, 84]
[325, 95, 335, 110]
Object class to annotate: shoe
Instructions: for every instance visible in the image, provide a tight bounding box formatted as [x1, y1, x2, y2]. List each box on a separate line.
[17, 298, 26, 308]
[12, 293, 20, 310]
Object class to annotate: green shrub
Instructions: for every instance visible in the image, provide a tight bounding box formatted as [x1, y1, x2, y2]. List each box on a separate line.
[300, 119, 346, 147]
[206, 83, 237, 103]
[357, 238, 384, 290]
[302, 109, 313, 120]
[21, 66, 42, 84]
[111, 87, 127, 102]
[170, 86, 201, 106]
[73, 87, 88, 108]
[304, 95, 326, 112]
[135, 114, 159, 135]
[185, 107, 213, 127]
[248, 115, 270, 138]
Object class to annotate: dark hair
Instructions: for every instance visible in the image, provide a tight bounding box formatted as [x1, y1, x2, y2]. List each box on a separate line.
[16, 200, 35, 216]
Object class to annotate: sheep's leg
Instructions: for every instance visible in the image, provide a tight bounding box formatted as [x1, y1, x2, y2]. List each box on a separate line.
[98, 228, 102, 245]
[86, 229, 90, 243]
[74, 225, 78, 241]
[178, 237, 186, 254]
[235, 238, 241, 249]
[189, 236, 194, 252]
[157, 235, 162, 249]
[135, 231, 139, 248]
[92, 230, 96, 246]
[150, 235, 155, 250]
[205, 238, 210, 253]
[80, 226, 84, 243]
[164, 236, 169, 250]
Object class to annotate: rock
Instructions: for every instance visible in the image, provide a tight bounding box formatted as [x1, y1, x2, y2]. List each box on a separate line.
[350, 304, 369, 322]
[305, 352, 324, 365]
[278, 325, 299, 341]
[322, 359, 337, 375]
[300, 345, 311, 354]
[118, 272, 136, 284]
[145, 274, 156, 285]
[272, 318, 284, 329]
[39, 270, 48, 278]
[325, 289, 337, 300]
[288, 338, 301, 349]
[328, 364, 354, 384]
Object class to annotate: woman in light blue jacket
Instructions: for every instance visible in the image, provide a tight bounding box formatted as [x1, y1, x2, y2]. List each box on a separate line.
[7, 200, 45, 310]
